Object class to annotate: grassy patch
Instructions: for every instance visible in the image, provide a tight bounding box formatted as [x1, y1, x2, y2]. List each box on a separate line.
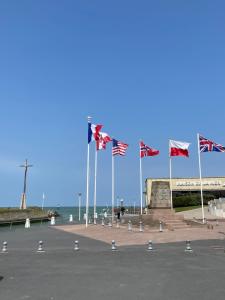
[174, 206, 202, 212]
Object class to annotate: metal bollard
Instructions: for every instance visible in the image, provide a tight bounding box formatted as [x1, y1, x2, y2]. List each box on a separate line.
[128, 220, 132, 231]
[147, 240, 154, 252]
[25, 218, 31, 229]
[69, 214, 73, 222]
[50, 216, 55, 226]
[111, 240, 117, 251]
[74, 240, 79, 251]
[101, 218, 105, 226]
[159, 221, 163, 232]
[1, 241, 8, 253]
[94, 218, 97, 225]
[185, 240, 193, 253]
[37, 240, 45, 253]
[139, 221, 144, 232]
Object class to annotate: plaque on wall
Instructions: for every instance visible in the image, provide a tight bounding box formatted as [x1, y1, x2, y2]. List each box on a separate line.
[150, 181, 171, 208]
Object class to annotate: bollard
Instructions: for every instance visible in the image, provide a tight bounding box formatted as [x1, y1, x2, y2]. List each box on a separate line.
[50, 216, 55, 226]
[74, 240, 79, 251]
[139, 221, 144, 232]
[88, 218, 91, 224]
[101, 218, 105, 226]
[147, 240, 154, 252]
[108, 221, 112, 227]
[216, 220, 219, 226]
[94, 218, 97, 225]
[185, 240, 193, 253]
[1, 241, 8, 253]
[69, 214, 73, 222]
[159, 221, 163, 232]
[37, 241, 45, 253]
[111, 240, 117, 251]
[25, 218, 31, 229]
[128, 220, 132, 231]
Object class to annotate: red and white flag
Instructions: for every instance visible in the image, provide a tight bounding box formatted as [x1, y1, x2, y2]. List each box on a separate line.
[140, 141, 159, 158]
[96, 132, 112, 150]
[169, 140, 190, 157]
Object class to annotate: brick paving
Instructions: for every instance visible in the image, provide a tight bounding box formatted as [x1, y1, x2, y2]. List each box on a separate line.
[55, 220, 225, 246]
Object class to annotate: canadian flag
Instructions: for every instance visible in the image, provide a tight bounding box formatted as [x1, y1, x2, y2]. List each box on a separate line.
[169, 140, 190, 157]
[96, 132, 112, 150]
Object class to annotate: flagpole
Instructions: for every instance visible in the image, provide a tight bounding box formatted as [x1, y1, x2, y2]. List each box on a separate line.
[169, 156, 173, 210]
[139, 142, 143, 215]
[112, 150, 115, 224]
[78, 192, 81, 222]
[86, 116, 92, 228]
[197, 133, 205, 223]
[93, 149, 98, 224]
[42, 193, 45, 210]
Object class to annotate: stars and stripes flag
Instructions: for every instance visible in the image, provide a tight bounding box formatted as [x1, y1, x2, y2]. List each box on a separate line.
[112, 139, 128, 156]
[140, 141, 159, 158]
[199, 135, 225, 153]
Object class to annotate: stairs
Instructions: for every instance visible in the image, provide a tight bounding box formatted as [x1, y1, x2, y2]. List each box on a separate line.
[148, 209, 191, 230]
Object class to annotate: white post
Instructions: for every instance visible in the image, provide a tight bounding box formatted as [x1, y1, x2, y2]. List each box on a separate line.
[169, 157, 173, 210]
[140, 154, 143, 215]
[134, 202, 136, 214]
[112, 153, 115, 224]
[78, 193, 81, 222]
[42, 193, 45, 210]
[94, 149, 98, 223]
[197, 133, 205, 223]
[86, 116, 91, 228]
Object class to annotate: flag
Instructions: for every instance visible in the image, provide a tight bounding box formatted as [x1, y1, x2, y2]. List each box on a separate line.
[140, 141, 159, 158]
[199, 135, 225, 152]
[169, 140, 190, 157]
[88, 123, 102, 144]
[112, 139, 128, 156]
[96, 132, 112, 150]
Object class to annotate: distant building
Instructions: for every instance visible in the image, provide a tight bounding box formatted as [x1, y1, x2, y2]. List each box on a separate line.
[145, 177, 225, 208]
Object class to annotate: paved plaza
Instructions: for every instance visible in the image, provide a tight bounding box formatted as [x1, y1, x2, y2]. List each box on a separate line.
[0, 224, 225, 300]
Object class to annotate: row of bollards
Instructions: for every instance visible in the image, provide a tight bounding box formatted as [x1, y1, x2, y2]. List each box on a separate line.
[1, 240, 194, 253]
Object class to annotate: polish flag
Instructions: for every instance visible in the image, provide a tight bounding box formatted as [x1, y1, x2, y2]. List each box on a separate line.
[96, 132, 112, 150]
[169, 140, 190, 157]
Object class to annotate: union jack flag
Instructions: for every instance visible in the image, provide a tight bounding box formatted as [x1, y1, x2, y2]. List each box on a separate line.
[199, 135, 225, 152]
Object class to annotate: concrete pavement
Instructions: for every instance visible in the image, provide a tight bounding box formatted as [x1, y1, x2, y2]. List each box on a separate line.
[1, 225, 225, 300]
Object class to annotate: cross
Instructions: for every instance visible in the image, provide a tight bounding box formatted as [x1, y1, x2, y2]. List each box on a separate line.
[20, 159, 33, 209]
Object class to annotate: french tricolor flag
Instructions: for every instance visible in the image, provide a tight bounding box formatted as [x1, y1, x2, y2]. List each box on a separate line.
[88, 123, 103, 144]
[169, 140, 190, 157]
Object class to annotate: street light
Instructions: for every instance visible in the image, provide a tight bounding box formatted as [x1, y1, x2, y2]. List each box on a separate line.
[78, 193, 82, 222]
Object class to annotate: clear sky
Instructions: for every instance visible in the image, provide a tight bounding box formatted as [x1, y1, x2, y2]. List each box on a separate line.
[1, 0, 225, 207]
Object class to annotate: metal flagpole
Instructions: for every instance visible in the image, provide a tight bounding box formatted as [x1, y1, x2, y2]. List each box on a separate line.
[86, 116, 92, 228]
[42, 193, 45, 210]
[112, 151, 115, 224]
[169, 156, 173, 210]
[78, 193, 81, 222]
[140, 144, 143, 215]
[197, 133, 205, 223]
[93, 149, 98, 224]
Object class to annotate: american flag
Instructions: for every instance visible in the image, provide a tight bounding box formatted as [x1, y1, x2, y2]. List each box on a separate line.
[112, 139, 128, 156]
[140, 141, 159, 158]
[199, 135, 225, 152]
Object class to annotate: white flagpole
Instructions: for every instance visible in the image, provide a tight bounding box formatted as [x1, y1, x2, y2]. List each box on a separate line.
[197, 133, 205, 223]
[78, 193, 81, 222]
[112, 151, 115, 224]
[169, 156, 173, 210]
[42, 193, 45, 210]
[93, 149, 98, 224]
[86, 116, 92, 228]
[139, 143, 143, 215]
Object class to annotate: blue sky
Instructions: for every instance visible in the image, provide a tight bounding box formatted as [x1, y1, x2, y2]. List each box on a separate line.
[0, 0, 225, 207]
